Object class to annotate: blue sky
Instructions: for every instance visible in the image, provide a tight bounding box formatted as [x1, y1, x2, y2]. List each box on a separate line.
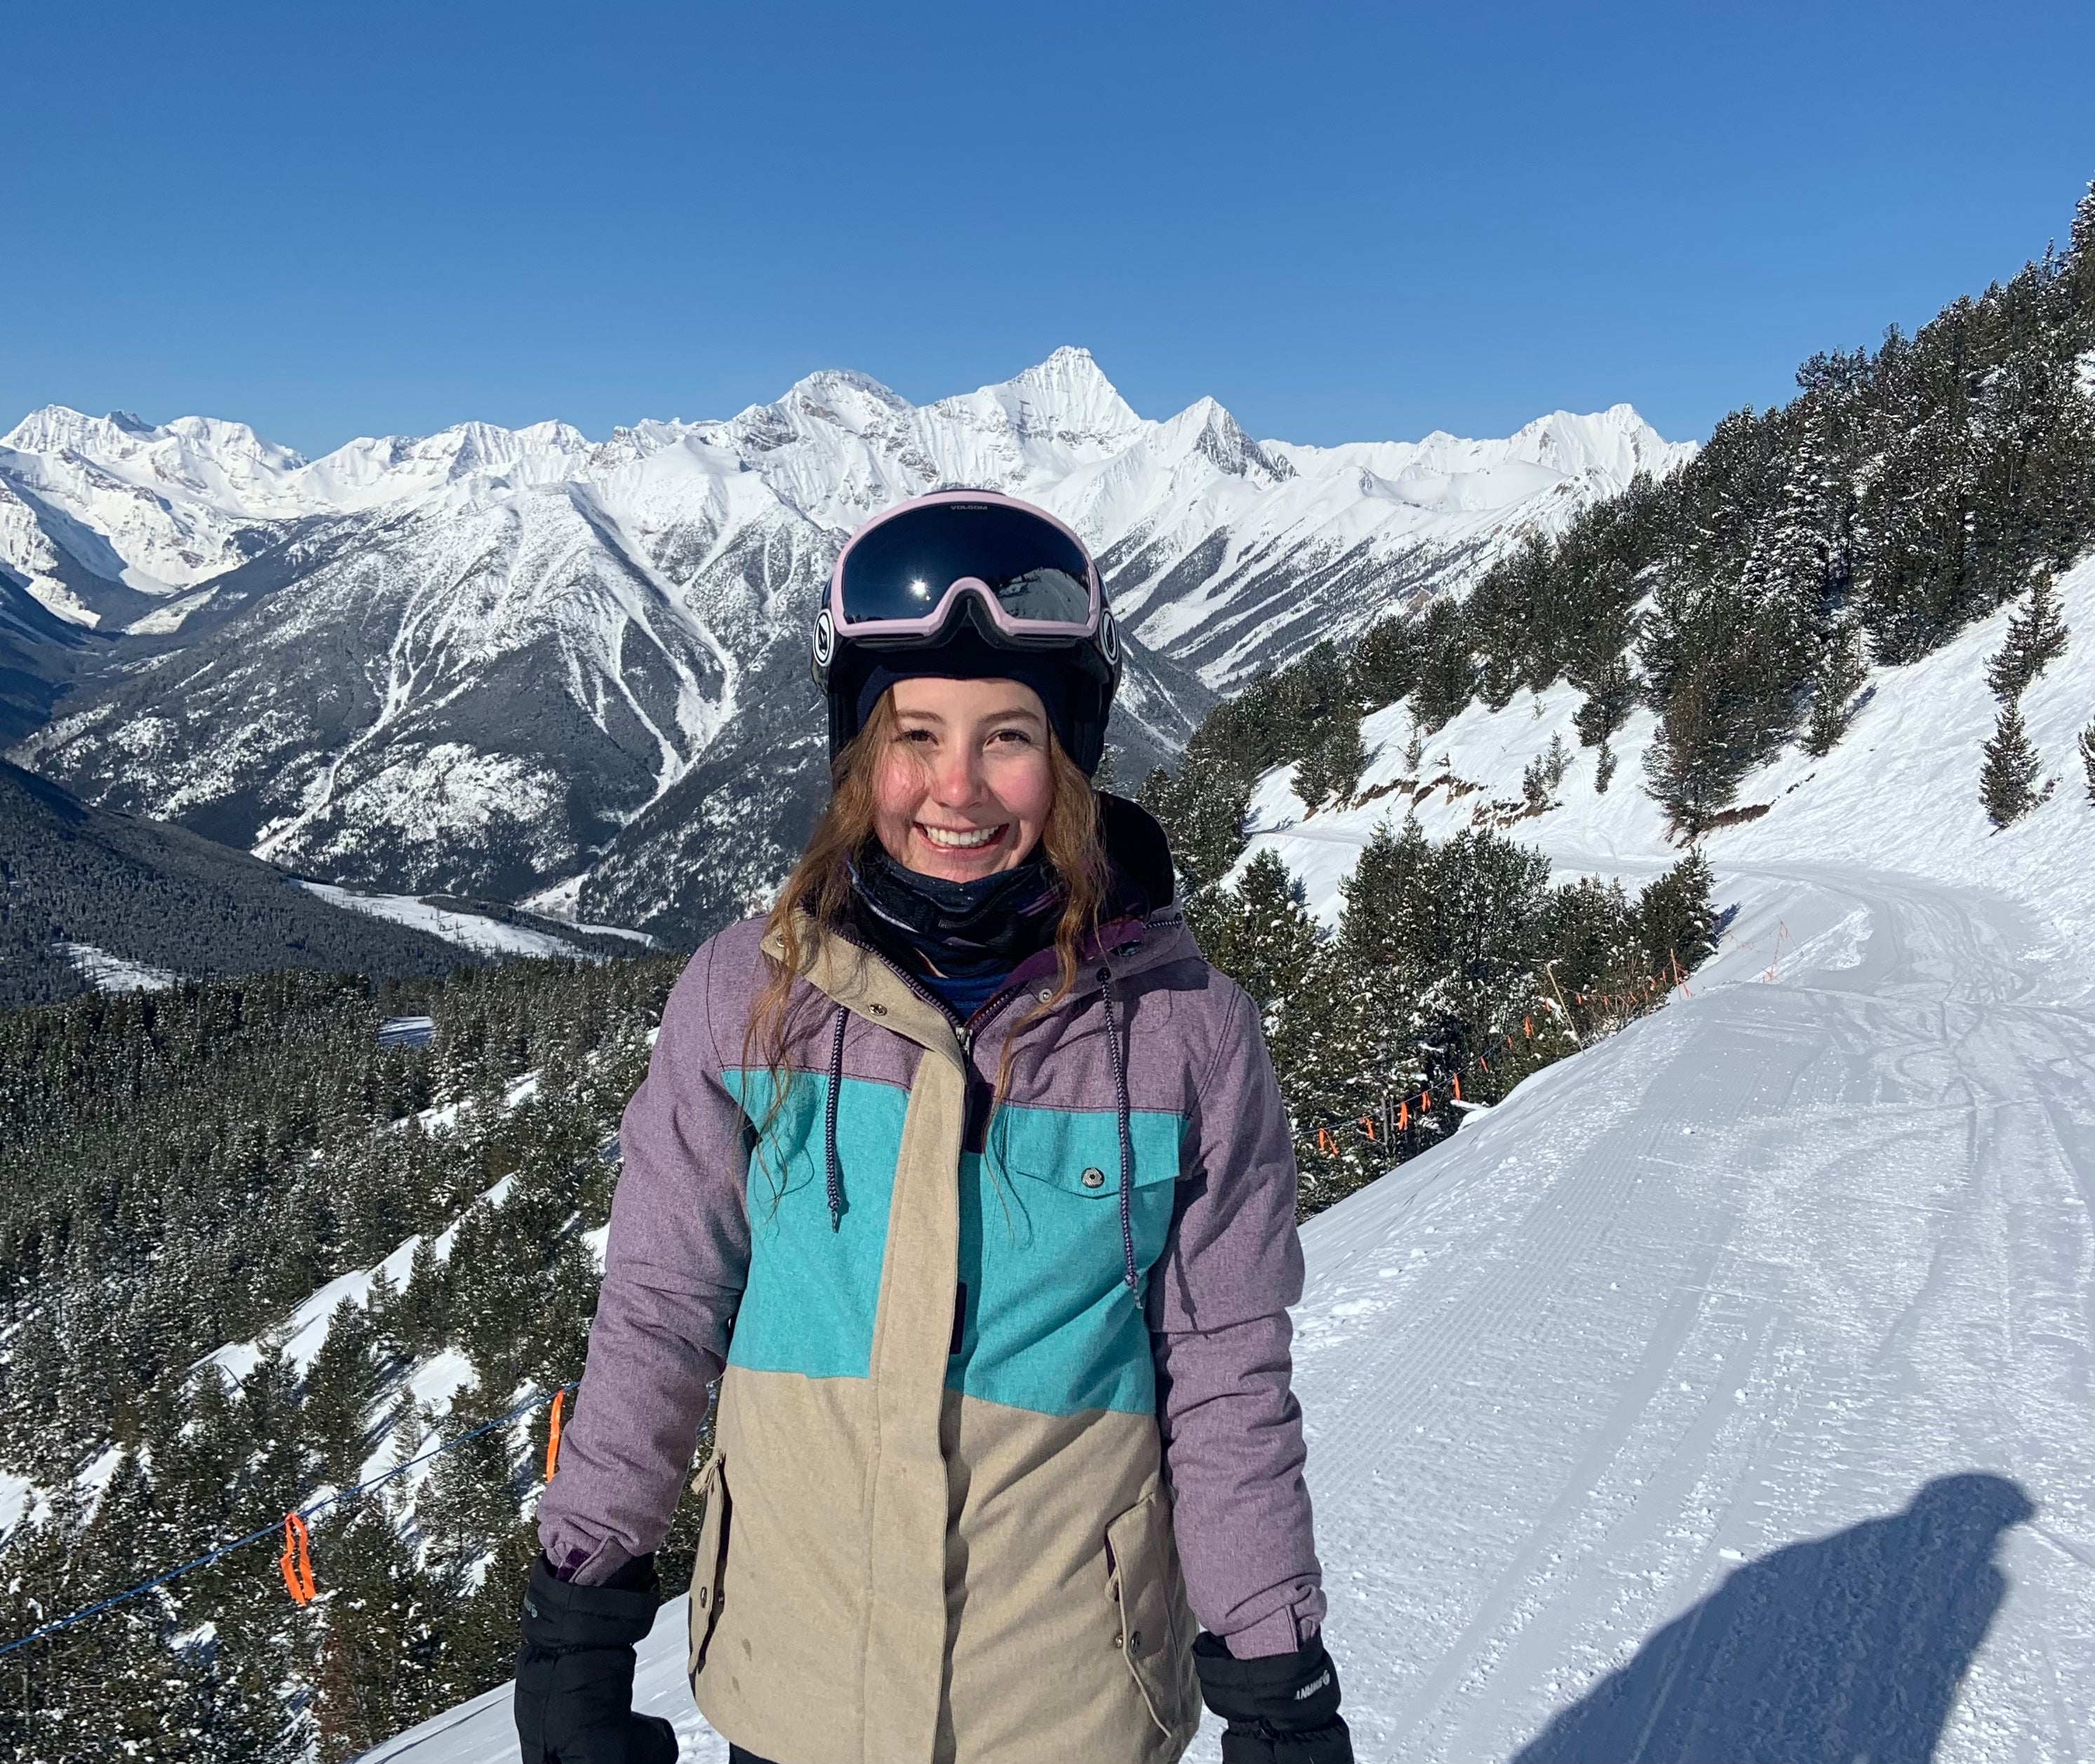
[6, 1, 2091, 455]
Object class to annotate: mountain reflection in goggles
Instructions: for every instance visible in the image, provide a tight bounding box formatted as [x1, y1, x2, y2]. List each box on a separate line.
[837, 502, 1095, 627]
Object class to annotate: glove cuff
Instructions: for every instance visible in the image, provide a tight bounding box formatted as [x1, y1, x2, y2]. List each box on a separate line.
[520, 1550, 662, 1651]
[1194, 1631, 1343, 1728]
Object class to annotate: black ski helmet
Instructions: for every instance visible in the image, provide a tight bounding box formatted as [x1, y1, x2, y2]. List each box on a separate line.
[812, 490, 1122, 775]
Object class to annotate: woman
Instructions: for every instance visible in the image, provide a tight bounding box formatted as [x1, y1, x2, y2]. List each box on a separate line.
[514, 492, 1351, 1764]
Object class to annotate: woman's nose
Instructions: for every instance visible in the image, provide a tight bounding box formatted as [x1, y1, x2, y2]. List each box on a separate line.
[931, 745, 986, 804]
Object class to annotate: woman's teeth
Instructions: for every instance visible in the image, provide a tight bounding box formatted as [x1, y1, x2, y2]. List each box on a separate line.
[920, 824, 1003, 850]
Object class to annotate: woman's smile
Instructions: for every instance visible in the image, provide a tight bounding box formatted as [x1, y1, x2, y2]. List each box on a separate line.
[915, 821, 1008, 852]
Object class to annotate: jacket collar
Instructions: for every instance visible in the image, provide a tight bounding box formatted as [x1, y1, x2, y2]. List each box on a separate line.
[763, 904, 1197, 1054]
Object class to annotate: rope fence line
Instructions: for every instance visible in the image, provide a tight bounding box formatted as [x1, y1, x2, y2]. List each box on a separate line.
[0, 1379, 579, 1661]
[1299, 956, 1694, 1156]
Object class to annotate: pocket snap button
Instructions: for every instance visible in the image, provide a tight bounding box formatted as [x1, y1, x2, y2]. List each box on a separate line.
[869, 1002, 888, 1016]
[1037, 987, 1054, 1003]
[1080, 1167, 1106, 1189]
[1128, 1629, 1142, 1651]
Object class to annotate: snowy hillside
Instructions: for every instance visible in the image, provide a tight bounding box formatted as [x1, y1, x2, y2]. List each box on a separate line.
[1, 354, 1684, 944]
[357, 556, 2095, 1764]
[1243, 554, 2095, 964]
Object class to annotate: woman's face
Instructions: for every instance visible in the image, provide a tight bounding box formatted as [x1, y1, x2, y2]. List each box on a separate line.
[872, 676, 1055, 881]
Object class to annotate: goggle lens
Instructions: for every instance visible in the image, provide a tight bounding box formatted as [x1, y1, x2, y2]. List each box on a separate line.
[837, 502, 1094, 628]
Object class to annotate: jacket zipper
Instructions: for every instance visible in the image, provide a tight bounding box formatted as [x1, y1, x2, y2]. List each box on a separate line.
[848, 937, 1031, 1063]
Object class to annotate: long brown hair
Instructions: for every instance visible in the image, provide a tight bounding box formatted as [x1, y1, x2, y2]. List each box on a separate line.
[744, 686, 1109, 1132]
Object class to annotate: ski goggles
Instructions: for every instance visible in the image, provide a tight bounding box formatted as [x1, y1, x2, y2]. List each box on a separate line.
[823, 493, 1104, 645]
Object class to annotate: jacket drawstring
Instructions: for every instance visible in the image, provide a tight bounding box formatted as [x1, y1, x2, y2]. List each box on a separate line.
[1096, 965, 1141, 1304]
[824, 1005, 848, 1231]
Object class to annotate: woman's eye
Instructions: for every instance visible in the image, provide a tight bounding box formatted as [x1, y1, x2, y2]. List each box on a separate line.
[989, 728, 1033, 747]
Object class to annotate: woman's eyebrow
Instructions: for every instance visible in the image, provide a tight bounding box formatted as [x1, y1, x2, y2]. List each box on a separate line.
[983, 702, 1045, 725]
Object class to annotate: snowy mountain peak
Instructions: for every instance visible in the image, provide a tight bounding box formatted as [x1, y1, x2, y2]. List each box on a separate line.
[1, 405, 306, 476]
[1180, 396, 1294, 485]
[972, 346, 1144, 446]
[1505, 404, 1690, 481]
[2, 405, 133, 456]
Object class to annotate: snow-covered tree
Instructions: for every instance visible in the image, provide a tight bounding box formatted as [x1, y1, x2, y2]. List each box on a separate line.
[1980, 698, 2043, 828]
[1803, 616, 1870, 755]
[1984, 568, 2071, 701]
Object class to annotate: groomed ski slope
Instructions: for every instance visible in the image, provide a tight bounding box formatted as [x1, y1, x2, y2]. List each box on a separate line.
[363, 852, 2095, 1763]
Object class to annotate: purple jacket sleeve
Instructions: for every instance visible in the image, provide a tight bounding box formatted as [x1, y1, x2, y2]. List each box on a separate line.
[1150, 980, 1326, 1659]
[535, 940, 752, 1584]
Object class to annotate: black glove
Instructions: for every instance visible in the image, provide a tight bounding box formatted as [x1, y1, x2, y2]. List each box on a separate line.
[1193, 1631, 1353, 1764]
[515, 1551, 680, 1763]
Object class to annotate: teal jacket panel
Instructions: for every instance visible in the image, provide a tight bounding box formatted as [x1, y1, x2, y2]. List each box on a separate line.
[723, 1069, 905, 1380]
[951, 1104, 1184, 1417]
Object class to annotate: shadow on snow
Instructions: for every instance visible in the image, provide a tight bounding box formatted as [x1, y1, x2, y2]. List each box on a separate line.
[1513, 1473, 2034, 1764]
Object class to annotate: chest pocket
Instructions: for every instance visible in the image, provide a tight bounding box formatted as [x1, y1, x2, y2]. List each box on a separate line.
[949, 1104, 1184, 1419]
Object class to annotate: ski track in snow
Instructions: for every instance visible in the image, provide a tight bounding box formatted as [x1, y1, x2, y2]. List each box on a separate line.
[362, 859, 2095, 1763]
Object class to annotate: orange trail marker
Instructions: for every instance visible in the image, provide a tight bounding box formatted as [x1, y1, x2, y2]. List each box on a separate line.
[1452, 1073, 1463, 1103]
[544, 1388, 567, 1483]
[279, 1513, 316, 1605]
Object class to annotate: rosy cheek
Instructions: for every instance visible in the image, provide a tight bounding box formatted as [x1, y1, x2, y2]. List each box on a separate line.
[874, 756, 923, 823]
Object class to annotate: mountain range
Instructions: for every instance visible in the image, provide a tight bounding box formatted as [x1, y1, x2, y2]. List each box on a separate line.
[0, 350, 1687, 945]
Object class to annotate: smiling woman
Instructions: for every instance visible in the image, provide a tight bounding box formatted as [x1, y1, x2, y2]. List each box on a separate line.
[516, 491, 1353, 1764]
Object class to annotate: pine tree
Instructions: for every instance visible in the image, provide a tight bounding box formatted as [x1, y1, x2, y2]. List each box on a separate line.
[1410, 601, 1480, 731]
[1985, 568, 2071, 700]
[1293, 707, 1365, 810]
[1139, 758, 1251, 893]
[1351, 615, 1423, 711]
[2077, 716, 2095, 806]
[1980, 697, 2043, 828]
[1520, 734, 1572, 812]
[303, 1296, 383, 1486]
[1186, 850, 1341, 1116]
[1637, 848, 1718, 977]
[1644, 662, 1753, 838]
[1802, 617, 1869, 755]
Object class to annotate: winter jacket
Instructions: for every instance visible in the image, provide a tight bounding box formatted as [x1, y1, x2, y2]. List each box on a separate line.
[536, 900, 1326, 1764]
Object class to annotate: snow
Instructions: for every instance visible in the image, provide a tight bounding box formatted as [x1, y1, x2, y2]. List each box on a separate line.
[516, 874, 659, 944]
[53, 940, 182, 992]
[296, 883, 588, 960]
[364, 559, 2095, 1763]
[0, 1469, 43, 1535]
